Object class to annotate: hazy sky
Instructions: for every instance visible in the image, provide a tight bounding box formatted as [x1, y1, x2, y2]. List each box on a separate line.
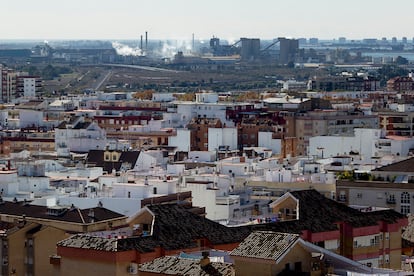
[2, 0, 414, 41]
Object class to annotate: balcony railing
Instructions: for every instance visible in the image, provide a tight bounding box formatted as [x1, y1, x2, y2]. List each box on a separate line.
[386, 199, 396, 205]
[337, 196, 347, 202]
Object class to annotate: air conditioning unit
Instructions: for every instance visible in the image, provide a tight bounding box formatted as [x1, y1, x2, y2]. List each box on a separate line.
[127, 263, 138, 274]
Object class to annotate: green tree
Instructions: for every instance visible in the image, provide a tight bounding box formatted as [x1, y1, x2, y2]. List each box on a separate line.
[395, 56, 409, 65]
[377, 64, 409, 86]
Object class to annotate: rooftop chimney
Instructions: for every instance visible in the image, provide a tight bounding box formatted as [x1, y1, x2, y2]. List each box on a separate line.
[88, 208, 95, 223]
[88, 208, 95, 218]
[200, 251, 211, 267]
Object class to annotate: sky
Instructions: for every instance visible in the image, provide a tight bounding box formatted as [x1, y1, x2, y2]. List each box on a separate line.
[2, 0, 414, 41]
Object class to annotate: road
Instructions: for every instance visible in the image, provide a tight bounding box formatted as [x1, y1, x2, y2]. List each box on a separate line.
[94, 70, 112, 90]
[102, 63, 180, 73]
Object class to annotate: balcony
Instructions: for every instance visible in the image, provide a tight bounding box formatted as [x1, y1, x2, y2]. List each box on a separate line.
[386, 199, 396, 205]
[337, 196, 347, 202]
[216, 195, 240, 206]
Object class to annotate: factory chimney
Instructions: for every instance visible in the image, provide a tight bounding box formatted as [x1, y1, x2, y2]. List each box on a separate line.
[140, 35, 143, 50]
[192, 33, 195, 53]
[145, 31, 148, 50]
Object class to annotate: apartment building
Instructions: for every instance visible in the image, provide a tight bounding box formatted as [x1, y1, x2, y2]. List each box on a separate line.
[379, 111, 414, 136]
[16, 76, 42, 98]
[0, 133, 55, 155]
[230, 231, 393, 275]
[51, 189, 406, 273]
[310, 75, 380, 92]
[55, 116, 107, 156]
[0, 66, 42, 103]
[336, 157, 414, 215]
[94, 104, 164, 131]
[295, 110, 378, 156]
[166, 92, 238, 128]
[187, 117, 222, 151]
[53, 203, 244, 275]
[387, 76, 414, 92]
[269, 190, 406, 269]
[237, 118, 284, 150]
[0, 67, 20, 103]
[0, 200, 126, 276]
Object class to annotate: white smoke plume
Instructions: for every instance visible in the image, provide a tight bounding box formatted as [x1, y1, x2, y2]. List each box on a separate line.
[112, 39, 196, 58]
[157, 40, 193, 58]
[112, 41, 143, 56]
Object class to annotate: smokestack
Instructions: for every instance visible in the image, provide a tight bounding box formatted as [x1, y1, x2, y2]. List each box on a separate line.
[192, 33, 195, 53]
[140, 35, 143, 50]
[145, 31, 148, 50]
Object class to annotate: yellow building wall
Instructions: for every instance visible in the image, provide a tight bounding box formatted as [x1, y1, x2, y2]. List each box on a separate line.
[278, 244, 312, 272]
[33, 226, 66, 276]
[389, 230, 403, 270]
[57, 257, 132, 276]
[234, 259, 274, 276]
[7, 225, 28, 276]
[7, 223, 67, 276]
[270, 196, 298, 220]
[234, 243, 312, 276]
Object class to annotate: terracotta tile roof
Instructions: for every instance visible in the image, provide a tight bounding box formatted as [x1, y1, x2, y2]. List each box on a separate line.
[86, 150, 140, 172]
[125, 191, 404, 252]
[56, 121, 67, 129]
[402, 215, 414, 243]
[289, 189, 404, 228]
[246, 190, 405, 233]
[116, 204, 248, 252]
[57, 234, 118, 251]
[73, 122, 91, 129]
[230, 231, 299, 261]
[0, 201, 125, 224]
[59, 190, 406, 254]
[139, 256, 234, 276]
[373, 157, 414, 173]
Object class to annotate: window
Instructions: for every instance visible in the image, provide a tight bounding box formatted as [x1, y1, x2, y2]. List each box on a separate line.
[371, 235, 380, 246]
[401, 192, 410, 204]
[387, 194, 396, 204]
[294, 262, 302, 272]
[339, 191, 346, 202]
[401, 205, 410, 215]
[401, 192, 411, 215]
